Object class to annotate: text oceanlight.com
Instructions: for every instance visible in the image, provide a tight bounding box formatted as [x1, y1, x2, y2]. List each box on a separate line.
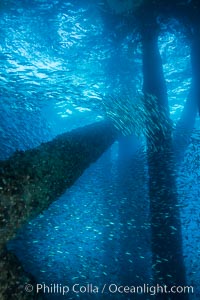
[25, 283, 194, 296]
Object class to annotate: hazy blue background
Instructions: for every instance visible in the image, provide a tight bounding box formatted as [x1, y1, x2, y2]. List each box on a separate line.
[1, 0, 199, 299]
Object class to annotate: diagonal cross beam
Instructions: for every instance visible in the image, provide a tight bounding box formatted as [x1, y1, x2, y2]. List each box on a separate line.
[0, 120, 118, 248]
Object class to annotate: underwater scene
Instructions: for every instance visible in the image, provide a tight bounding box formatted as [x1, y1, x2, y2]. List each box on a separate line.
[0, 0, 200, 299]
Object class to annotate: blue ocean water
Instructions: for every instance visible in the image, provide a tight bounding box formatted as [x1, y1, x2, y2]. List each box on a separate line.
[0, 0, 200, 299]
